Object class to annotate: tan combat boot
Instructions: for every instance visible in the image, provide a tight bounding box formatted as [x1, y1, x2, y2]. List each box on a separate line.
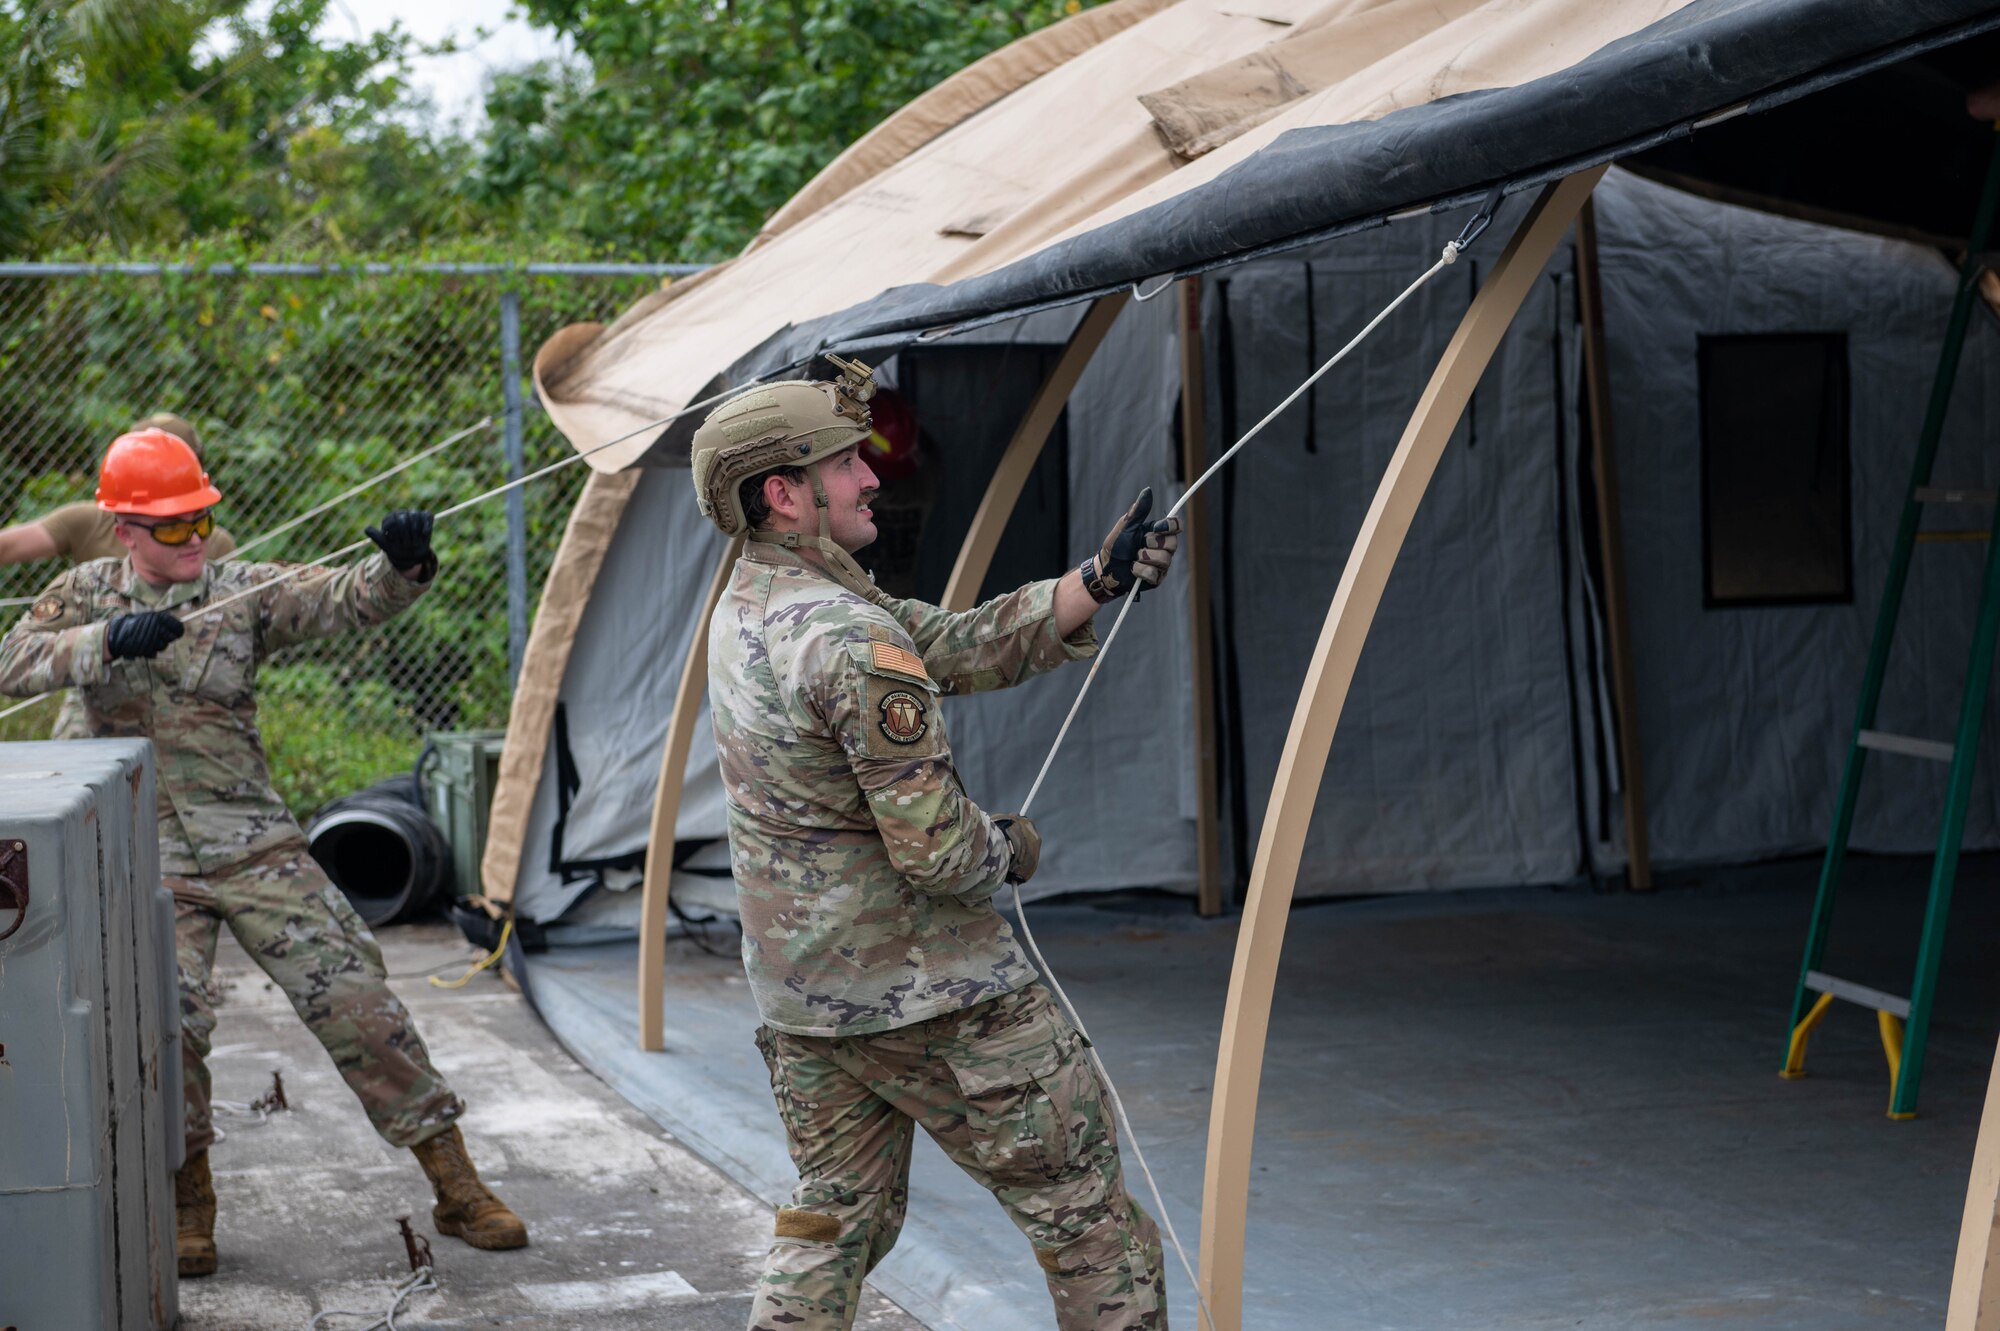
[175, 1149, 218, 1277]
[410, 1125, 528, 1250]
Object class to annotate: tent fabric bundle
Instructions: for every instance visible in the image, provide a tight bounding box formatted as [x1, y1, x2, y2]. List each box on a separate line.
[487, 0, 2000, 911]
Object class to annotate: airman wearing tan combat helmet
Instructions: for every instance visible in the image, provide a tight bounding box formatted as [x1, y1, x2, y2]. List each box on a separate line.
[695, 357, 1180, 1331]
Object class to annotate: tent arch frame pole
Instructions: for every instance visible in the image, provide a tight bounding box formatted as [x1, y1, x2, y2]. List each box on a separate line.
[637, 533, 745, 1052]
[1947, 1035, 2000, 1331]
[1575, 198, 1653, 891]
[633, 292, 1125, 1050]
[940, 291, 1129, 611]
[1195, 166, 1607, 1330]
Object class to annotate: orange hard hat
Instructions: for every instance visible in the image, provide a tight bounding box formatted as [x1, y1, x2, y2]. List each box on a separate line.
[95, 428, 224, 516]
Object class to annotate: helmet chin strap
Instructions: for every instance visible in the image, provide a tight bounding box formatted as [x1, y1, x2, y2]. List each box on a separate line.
[748, 458, 886, 605]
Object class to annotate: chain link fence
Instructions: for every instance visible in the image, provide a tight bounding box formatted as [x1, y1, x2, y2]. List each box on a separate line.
[0, 262, 694, 814]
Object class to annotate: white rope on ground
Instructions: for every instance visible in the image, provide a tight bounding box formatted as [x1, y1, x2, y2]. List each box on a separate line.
[206, 1097, 267, 1144]
[1007, 235, 1474, 1331]
[210, 1098, 271, 1125]
[304, 1266, 437, 1331]
[0, 372, 789, 725]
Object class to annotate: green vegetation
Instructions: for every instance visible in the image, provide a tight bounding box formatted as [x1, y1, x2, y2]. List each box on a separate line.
[0, 0, 1098, 814]
[0, 260, 645, 815]
[259, 664, 420, 814]
[2, 0, 1096, 260]
[0, 693, 60, 744]
[473, 0, 1089, 259]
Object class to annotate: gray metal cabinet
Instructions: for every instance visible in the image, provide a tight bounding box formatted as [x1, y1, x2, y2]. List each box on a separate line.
[0, 739, 179, 1331]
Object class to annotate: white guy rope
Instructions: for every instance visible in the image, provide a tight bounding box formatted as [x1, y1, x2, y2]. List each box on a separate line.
[0, 418, 493, 612]
[1007, 235, 1472, 1331]
[0, 372, 784, 724]
[305, 1265, 437, 1331]
[220, 418, 495, 563]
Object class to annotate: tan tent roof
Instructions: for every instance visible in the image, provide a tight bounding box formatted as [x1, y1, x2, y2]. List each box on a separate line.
[533, 0, 2000, 475]
[485, 0, 2000, 901]
[538, 0, 1705, 474]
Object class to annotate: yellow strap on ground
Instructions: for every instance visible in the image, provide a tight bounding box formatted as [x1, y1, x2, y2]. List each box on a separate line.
[430, 915, 512, 990]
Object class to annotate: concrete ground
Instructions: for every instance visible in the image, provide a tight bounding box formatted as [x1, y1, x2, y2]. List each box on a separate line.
[176, 921, 923, 1331]
[523, 852, 2000, 1331]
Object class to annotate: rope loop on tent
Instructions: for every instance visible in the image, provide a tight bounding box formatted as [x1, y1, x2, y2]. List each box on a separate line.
[1006, 205, 1506, 1331]
[1130, 273, 1177, 302]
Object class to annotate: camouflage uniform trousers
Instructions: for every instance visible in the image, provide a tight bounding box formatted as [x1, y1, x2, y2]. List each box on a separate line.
[171, 839, 464, 1155]
[750, 983, 1166, 1331]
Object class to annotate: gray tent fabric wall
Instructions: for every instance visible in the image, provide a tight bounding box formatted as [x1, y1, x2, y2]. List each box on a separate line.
[509, 169, 2000, 926]
[513, 467, 731, 923]
[1205, 194, 1591, 897]
[943, 289, 1199, 902]
[1597, 170, 2000, 867]
[510, 300, 1194, 923]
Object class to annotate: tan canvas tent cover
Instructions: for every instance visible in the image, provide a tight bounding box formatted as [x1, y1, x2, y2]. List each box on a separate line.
[486, 0, 2000, 903]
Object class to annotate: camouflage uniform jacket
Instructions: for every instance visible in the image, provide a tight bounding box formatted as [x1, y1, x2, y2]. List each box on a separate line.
[0, 553, 431, 875]
[710, 541, 1096, 1038]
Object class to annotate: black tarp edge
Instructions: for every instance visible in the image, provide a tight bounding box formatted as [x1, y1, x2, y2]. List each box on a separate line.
[725, 0, 2000, 384]
[636, 0, 2000, 465]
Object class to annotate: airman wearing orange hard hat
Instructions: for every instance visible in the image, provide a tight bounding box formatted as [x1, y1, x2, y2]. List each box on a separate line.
[0, 414, 239, 743]
[97, 425, 225, 514]
[0, 413, 238, 569]
[0, 426, 527, 1277]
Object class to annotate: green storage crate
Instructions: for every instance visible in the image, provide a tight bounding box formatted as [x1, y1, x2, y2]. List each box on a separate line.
[423, 729, 508, 901]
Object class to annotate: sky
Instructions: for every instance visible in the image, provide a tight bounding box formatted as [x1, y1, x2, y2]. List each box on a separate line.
[322, 0, 572, 128]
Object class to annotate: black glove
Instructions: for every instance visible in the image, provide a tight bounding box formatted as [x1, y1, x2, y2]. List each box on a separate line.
[994, 814, 1040, 886]
[105, 610, 185, 661]
[366, 509, 435, 575]
[1082, 487, 1182, 603]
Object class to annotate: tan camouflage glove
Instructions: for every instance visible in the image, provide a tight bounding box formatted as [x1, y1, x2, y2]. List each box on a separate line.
[993, 814, 1040, 885]
[1081, 486, 1181, 603]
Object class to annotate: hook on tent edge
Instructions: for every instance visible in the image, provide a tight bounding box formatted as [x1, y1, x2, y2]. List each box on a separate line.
[1444, 185, 1508, 261]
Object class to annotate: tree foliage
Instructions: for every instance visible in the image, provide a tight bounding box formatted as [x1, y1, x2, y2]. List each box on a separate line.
[1, 0, 1097, 262]
[0, 0, 478, 256]
[469, 0, 1087, 260]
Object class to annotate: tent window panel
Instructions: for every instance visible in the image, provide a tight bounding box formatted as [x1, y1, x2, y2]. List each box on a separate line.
[894, 346, 1070, 606]
[1698, 332, 1852, 607]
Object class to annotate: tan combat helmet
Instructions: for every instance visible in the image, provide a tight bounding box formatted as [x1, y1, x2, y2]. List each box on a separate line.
[691, 355, 885, 602]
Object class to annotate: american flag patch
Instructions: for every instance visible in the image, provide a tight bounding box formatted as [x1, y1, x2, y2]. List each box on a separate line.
[871, 641, 931, 685]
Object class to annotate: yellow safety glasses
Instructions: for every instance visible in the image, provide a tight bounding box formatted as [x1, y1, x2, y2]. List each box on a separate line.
[125, 512, 215, 547]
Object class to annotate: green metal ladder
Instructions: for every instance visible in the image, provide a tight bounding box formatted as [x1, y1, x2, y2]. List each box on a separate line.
[1782, 132, 2000, 1120]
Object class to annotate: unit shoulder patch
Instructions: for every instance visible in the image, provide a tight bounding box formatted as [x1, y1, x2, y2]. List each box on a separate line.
[877, 689, 929, 746]
[30, 594, 65, 621]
